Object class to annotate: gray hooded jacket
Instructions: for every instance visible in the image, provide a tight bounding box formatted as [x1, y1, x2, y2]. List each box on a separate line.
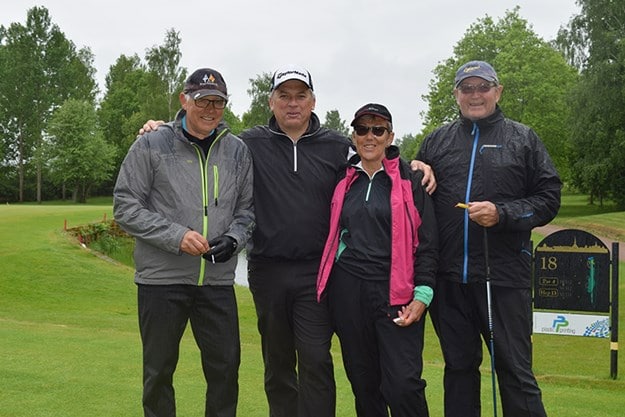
[113, 110, 255, 286]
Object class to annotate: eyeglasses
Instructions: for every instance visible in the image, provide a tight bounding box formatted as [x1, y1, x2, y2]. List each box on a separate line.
[353, 125, 389, 137]
[457, 82, 497, 95]
[193, 98, 227, 109]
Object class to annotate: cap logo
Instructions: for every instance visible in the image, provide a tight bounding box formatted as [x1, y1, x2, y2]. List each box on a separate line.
[463, 65, 482, 74]
[201, 73, 216, 86]
[276, 69, 307, 81]
[271, 66, 313, 91]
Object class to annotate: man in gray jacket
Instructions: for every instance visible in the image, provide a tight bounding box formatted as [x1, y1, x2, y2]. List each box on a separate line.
[114, 68, 255, 417]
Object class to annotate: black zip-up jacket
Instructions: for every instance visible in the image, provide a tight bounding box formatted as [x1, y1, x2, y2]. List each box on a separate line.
[416, 107, 562, 288]
[239, 113, 351, 262]
[317, 146, 438, 305]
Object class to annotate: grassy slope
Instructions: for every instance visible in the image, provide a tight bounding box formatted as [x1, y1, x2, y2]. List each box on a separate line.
[1, 197, 624, 416]
[549, 194, 625, 242]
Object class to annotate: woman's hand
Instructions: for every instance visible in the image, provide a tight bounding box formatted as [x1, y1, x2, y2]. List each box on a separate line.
[394, 300, 427, 327]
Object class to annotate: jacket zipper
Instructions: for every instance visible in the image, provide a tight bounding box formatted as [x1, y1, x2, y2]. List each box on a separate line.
[193, 129, 228, 285]
[293, 143, 298, 172]
[463, 123, 480, 284]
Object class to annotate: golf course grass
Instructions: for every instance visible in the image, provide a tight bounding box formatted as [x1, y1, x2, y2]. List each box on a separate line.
[1, 197, 623, 416]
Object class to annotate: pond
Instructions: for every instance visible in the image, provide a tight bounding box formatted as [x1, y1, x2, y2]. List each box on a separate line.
[234, 252, 249, 287]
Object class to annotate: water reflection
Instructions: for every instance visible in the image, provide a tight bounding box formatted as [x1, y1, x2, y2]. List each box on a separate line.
[234, 252, 248, 287]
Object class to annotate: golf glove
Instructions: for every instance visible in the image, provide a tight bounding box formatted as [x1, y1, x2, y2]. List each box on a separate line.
[203, 235, 237, 263]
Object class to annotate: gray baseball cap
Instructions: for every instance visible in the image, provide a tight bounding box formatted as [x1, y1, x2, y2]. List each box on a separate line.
[454, 61, 499, 87]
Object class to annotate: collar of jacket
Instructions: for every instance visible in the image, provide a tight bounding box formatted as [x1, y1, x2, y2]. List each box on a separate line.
[458, 105, 504, 131]
[347, 144, 401, 166]
[268, 111, 322, 137]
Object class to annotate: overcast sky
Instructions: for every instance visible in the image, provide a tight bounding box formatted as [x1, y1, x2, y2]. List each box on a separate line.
[3, 0, 580, 138]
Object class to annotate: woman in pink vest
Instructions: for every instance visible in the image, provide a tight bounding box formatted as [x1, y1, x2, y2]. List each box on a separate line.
[317, 103, 439, 417]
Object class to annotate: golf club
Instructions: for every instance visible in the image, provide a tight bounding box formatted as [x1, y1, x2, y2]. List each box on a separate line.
[483, 226, 498, 417]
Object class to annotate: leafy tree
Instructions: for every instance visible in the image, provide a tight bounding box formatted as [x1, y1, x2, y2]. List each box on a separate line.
[556, 0, 625, 207]
[420, 7, 578, 180]
[98, 54, 149, 168]
[241, 72, 273, 129]
[322, 110, 349, 136]
[0, 6, 97, 202]
[223, 107, 244, 135]
[0, 43, 18, 174]
[396, 133, 425, 160]
[47, 99, 115, 203]
[145, 28, 186, 120]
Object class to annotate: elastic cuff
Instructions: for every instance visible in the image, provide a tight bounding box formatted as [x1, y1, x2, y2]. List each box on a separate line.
[413, 285, 434, 307]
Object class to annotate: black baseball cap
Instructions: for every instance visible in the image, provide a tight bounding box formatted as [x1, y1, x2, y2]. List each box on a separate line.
[350, 103, 393, 126]
[184, 68, 228, 100]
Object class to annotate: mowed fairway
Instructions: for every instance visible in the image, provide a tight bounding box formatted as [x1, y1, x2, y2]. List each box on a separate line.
[1, 202, 624, 416]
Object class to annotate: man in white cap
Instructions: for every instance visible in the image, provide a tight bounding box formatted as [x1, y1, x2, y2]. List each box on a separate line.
[239, 65, 347, 417]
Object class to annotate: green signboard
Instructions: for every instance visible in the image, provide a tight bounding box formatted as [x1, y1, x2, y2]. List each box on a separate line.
[533, 229, 610, 312]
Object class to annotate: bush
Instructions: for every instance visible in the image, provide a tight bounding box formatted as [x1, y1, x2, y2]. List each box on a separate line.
[67, 220, 135, 266]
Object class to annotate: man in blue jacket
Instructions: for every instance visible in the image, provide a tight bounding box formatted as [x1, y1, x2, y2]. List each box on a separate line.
[417, 60, 561, 417]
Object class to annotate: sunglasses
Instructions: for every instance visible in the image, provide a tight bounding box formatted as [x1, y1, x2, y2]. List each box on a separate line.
[457, 82, 496, 95]
[353, 125, 389, 137]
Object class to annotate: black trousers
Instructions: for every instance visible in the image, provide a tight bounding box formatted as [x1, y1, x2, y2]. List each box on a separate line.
[138, 284, 240, 417]
[248, 259, 335, 417]
[429, 279, 547, 417]
[327, 266, 429, 417]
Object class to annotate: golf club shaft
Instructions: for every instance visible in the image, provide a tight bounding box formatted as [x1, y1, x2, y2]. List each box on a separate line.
[484, 227, 498, 417]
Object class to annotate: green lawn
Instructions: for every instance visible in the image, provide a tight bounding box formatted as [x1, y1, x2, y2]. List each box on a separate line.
[1, 198, 624, 416]
[548, 193, 625, 241]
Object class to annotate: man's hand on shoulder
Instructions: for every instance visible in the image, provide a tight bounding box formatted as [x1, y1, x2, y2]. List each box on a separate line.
[139, 120, 166, 135]
[410, 160, 437, 194]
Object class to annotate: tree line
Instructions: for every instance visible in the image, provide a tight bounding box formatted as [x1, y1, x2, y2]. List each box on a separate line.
[1, 2, 623, 207]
